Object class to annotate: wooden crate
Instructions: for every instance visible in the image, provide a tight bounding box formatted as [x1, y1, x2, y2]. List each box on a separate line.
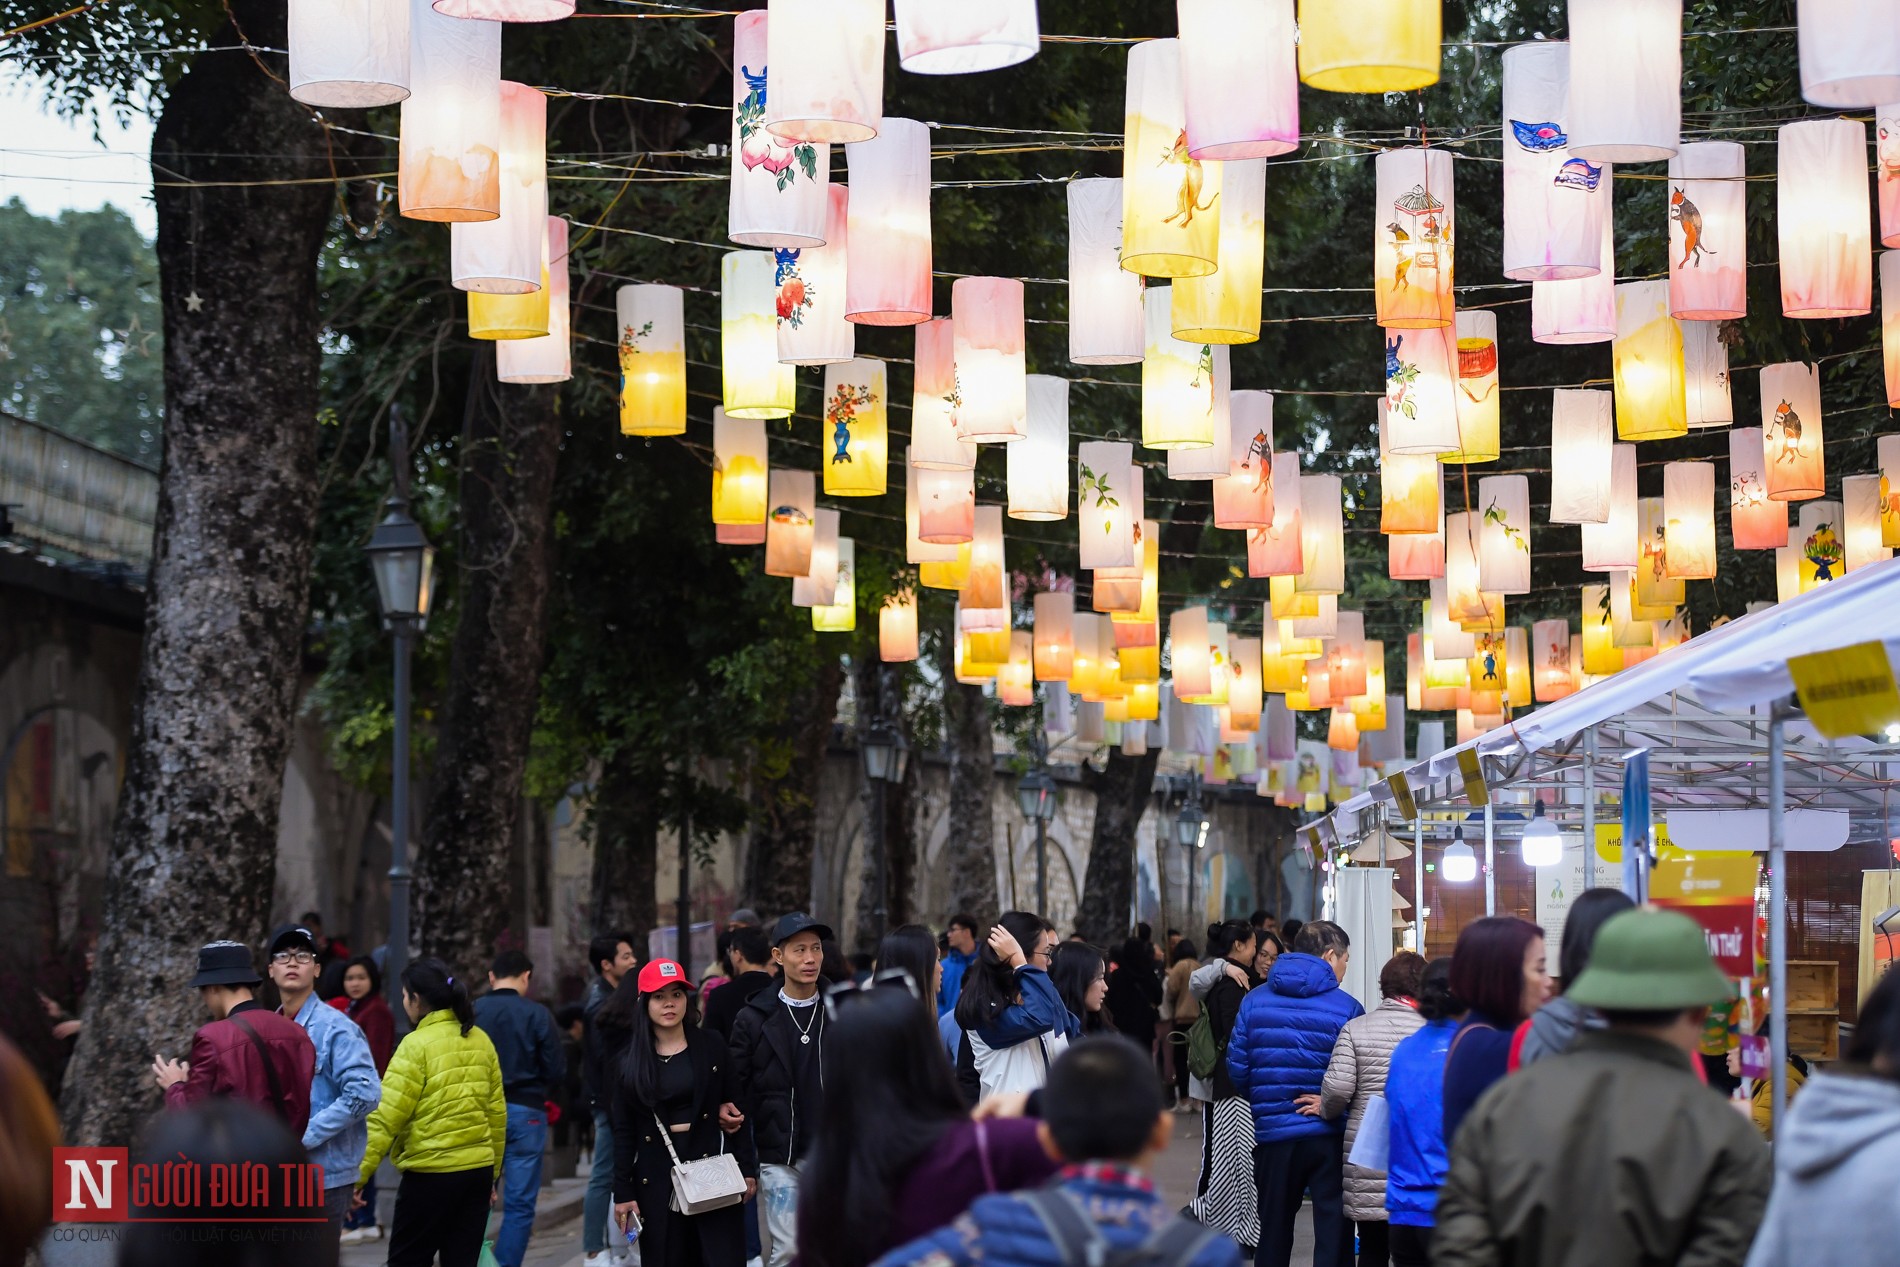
[1787, 960, 1839, 1014]
[1787, 1010, 1840, 1061]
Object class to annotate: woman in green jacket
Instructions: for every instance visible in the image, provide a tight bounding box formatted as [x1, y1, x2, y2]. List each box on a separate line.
[355, 958, 507, 1267]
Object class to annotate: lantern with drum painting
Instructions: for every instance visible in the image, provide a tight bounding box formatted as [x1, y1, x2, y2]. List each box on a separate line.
[1448, 310, 1501, 464]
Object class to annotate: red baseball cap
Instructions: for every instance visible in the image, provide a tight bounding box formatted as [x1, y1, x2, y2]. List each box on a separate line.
[637, 959, 694, 994]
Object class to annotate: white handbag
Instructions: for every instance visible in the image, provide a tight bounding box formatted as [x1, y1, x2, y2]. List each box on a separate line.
[653, 1112, 748, 1215]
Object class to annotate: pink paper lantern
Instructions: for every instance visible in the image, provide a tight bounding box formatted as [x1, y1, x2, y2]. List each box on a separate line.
[398, 0, 500, 222]
[1246, 452, 1304, 578]
[953, 278, 1028, 442]
[1778, 118, 1873, 319]
[1728, 426, 1789, 550]
[1213, 391, 1276, 530]
[911, 319, 976, 469]
[434, 0, 570, 17]
[1760, 362, 1827, 501]
[1177, 0, 1298, 160]
[894, 1, 1038, 74]
[845, 117, 931, 326]
[765, 0, 883, 145]
[1879, 108, 1900, 247]
[1666, 141, 1746, 320]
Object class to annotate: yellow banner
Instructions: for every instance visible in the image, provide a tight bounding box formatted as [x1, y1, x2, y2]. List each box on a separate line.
[1457, 749, 1488, 807]
[1788, 641, 1900, 739]
[1387, 772, 1417, 822]
[1593, 821, 1752, 863]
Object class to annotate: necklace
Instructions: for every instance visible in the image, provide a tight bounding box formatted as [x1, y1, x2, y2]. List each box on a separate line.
[787, 999, 819, 1045]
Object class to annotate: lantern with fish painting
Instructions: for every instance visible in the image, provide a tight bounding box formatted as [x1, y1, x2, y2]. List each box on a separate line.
[1173, 159, 1267, 344]
[1121, 38, 1221, 278]
[1477, 475, 1532, 595]
[1549, 389, 1614, 525]
[1448, 309, 1501, 464]
[763, 469, 816, 578]
[893, 0, 1038, 74]
[1798, 0, 1900, 106]
[1213, 392, 1277, 530]
[911, 319, 976, 469]
[1581, 444, 1640, 572]
[954, 277, 1028, 442]
[1681, 320, 1732, 427]
[845, 117, 931, 326]
[1501, 42, 1607, 280]
[776, 184, 853, 365]
[1008, 376, 1069, 520]
[1296, 0, 1439, 94]
[712, 410, 769, 526]
[1382, 325, 1461, 454]
[729, 10, 829, 248]
[1375, 148, 1455, 329]
[1142, 288, 1225, 450]
[1068, 178, 1145, 365]
[1613, 280, 1685, 441]
[765, 0, 882, 145]
[821, 359, 887, 497]
[1296, 475, 1346, 595]
[1662, 462, 1717, 580]
[1247, 453, 1304, 578]
[723, 251, 796, 420]
[1566, 0, 1681, 163]
[616, 284, 685, 436]
[1667, 142, 1746, 320]
[1728, 427, 1789, 550]
[1379, 402, 1440, 535]
[1532, 208, 1616, 344]
[1779, 118, 1873, 318]
[1078, 443, 1138, 570]
[1179, 0, 1299, 158]
[1843, 474, 1892, 570]
[1761, 362, 1826, 501]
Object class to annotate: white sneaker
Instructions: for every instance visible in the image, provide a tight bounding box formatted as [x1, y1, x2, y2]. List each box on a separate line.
[339, 1226, 382, 1244]
[747, 1258, 763, 1267]
[584, 1254, 613, 1267]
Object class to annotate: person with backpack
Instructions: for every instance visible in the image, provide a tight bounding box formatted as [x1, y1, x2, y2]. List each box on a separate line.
[152, 940, 316, 1135]
[1187, 919, 1262, 1253]
[869, 1035, 1243, 1267]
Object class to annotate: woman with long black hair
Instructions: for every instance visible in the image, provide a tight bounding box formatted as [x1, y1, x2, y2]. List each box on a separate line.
[1188, 919, 1261, 1252]
[1048, 941, 1113, 1034]
[611, 959, 756, 1267]
[953, 911, 1075, 1100]
[796, 982, 1057, 1267]
[876, 924, 942, 1006]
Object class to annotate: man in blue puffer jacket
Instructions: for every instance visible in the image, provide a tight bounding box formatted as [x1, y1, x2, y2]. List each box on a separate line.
[1226, 920, 1362, 1267]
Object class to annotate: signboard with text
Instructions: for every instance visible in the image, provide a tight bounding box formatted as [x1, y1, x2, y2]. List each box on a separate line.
[1651, 855, 1761, 977]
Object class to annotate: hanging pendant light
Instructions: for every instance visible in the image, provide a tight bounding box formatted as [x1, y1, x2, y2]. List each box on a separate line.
[399, 0, 500, 222]
[811, 537, 857, 632]
[1532, 620, 1576, 703]
[893, 0, 1038, 74]
[433, 0, 572, 18]
[1033, 591, 1076, 682]
[845, 117, 931, 326]
[765, 0, 883, 144]
[960, 505, 1008, 630]
[1843, 474, 1893, 570]
[729, 9, 830, 248]
[1382, 324, 1461, 454]
[1388, 474, 1446, 581]
[792, 508, 841, 608]
[1296, 474, 1346, 595]
[1170, 606, 1213, 699]
[1120, 38, 1221, 278]
[290, 0, 410, 108]
[1441, 826, 1478, 882]
[1477, 475, 1533, 595]
[616, 284, 686, 436]
[1881, 434, 1900, 547]
[915, 463, 975, 546]
[1520, 801, 1564, 867]
[1662, 462, 1718, 580]
[1068, 179, 1145, 365]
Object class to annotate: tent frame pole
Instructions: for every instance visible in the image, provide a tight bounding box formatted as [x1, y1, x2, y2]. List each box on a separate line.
[1769, 702, 1791, 1139]
[1483, 799, 1496, 917]
[1582, 727, 1597, 890]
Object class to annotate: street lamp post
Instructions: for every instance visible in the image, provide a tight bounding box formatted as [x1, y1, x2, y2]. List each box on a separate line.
[363, 409, 433, 1030]
[860, 717, 908, 943]
[1173, 772, 1207, 925]
[1016, 764, 1058, 914]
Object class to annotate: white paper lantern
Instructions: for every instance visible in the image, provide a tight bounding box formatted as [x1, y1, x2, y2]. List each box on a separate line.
[496, 217, 570, 384]
[1178, 0, 1298, 158]
[1666, 141, 1746, 320]
[1247, 453, 1304, 578]
[845, 117, 931, 326]
[1375, 147, 1455, 329]
[1290, 594, 1338, 641]
[1388, 475, 1445, 581]
[1581, 444, 1640, 572]
[880, 589, 919, 662]
[776, 184, 854, 365]
[1531, 203, 1616, 344]
[765, 469, 816, 578]
[1121, 39, 1221, 278]
[953, 277, 1028, 442]
[765, 0, 883, 144]
[1843, 473, 1894, 570]
[1882, 434, 1900, 546]
[916, 463, 975, 546]
[792, 508, 841, 607]
[730, 10, 830, 248]
[1779, 118, 1874, 318]
[1477, 475, 1533, 595]
[1501, 42, 1606, 280]
[1449, 309, 1501, 464]
[1382, 324, 1461, 454]
[894, 0, 1038, 74]
[1729, 426, 1790, 550]
[1884, 251, 1900, 404]
[1681, 320, 1733, 427]
[1142, 288, 1225, 451]
[723, 251, 796, 419]
[1427, 587, 1476, 660]
[1172, 158, 1267, 344]
[911, 319, 976, 469]
[1297, 474, 1346, 595]
[399, 0, 500, 222]
[290, 0, 410, 107]
[1033, 591, 1076, 681]
[1549, 389, 1614, 525]
[1009, 376, 1070, 521]
[1662, 461, 1718, 580]
[1881, 111, 1900, 247]
[433, 0, 571, 18]
[1168, 381, 1234, 480]
[450, 81, 546, 294]
[1379, 401, 1440, 535]
[1215, 392, 1277, 530]
[1170, 606, 1213, 698]
[1067, 179, 1145, 365]
[617, 284, 686, 436]
[1566, 0, 1681, 163]
[1761, 361, 1827, 501]
[1799, 0, 1900, 106]
[812, 537, 857, 632]
[1612, 279, 1686, 441]
[1077, 441, 1137, 570]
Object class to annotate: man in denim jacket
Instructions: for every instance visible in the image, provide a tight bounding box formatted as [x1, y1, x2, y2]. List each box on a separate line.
[269, 923, 381, 1267]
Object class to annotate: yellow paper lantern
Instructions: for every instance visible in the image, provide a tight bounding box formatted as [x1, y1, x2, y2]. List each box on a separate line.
[1167, 382, 1233, 481]
[880, 589, 919, 662]
[1261, 620, 1305, 695]
[811, 537, 856, 631]
[1375, 148, 1456, 329]
[1296, 0, 1439, 94]
[1729, 426, 1789, 550]
[1379, 402, 1441, 535]
[1662, 462, 1718, 580]
[1476, 474, 1532, 596]
[1120, 38, 1221, 278]
[791, 508, 840, 608]
[1566, 0, 1681, 163]
[960, 505, 1008, 629]
[922, 544, 972, 592]
[1612, 280, 1686, 441]
[1172, 158, 1267, 344]
[496, 217, 570, 384]
[893, 0, 1038, 74]
[1778, 118, 1873, 318]
[845, 117, 932, 326]
[1118, 638, 1161, 686]
[776, 184, 853, 365]
[1068, 178, 1145, 365]
[1761, 361, 1826, 501]
[1295, 474, 1346, 595]
[1008, 376, 1070, 521]
[1270, 573, 1317, 622]
[911, 320, 975, 469]
[1246, 452, 1305, 577]
[765, 0, 883, 145]
[1142, 288, 1224, 450]
[467, 272, 548, 341]
[398, 0, 499, 222]
[712, 410, 769, 526]
[289, 0, 410, 108]
[953, 277, 1028, 442]
[955, 619, 1003, 682]
[1127, 681, 1161, 722]
[821, 359, 888, 497]
[1843, 474, 1893, 571]
[616, 284, 685, 436]
[1034, 591, 1076, 682]
[723, 251, 796, 419]
[1351, 645, 1388, 730]
[729, 10, 829, 249]
[1667, 141, 1747, 320]
[450, 81, 546, 294]
[1580, 584, 1621, 676]
[764, 469, 816, 578]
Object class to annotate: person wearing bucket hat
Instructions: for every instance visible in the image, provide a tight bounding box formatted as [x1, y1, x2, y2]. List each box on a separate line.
[152, 940, 317, 1136]
[1433, 910, 1771, 1267]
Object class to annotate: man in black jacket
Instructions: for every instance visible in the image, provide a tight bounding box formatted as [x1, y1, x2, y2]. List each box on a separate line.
[473, 949, 566, 1267]
[579, 931, 635, 1267]
[729, 912, 831, 1267]
[705, 925, 776, 1040]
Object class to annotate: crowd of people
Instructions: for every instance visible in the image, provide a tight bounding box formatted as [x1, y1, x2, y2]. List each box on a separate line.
[3, 898, 1900, 1267]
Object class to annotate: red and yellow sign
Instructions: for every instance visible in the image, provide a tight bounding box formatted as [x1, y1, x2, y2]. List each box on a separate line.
[1651, 855, 1760, 977]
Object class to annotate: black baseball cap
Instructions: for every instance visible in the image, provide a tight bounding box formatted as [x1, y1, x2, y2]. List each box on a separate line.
[187, 941, 263, 988]
[267, 924, 318, 957]
[771, 912, 834, 947]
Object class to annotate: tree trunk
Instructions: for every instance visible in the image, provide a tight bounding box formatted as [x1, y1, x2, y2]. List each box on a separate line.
[415, 353, 562, 978]
[589, 750, 658, 953]
[938, 641, 1000, 926]
[744, 659, 843, 919]
[61, 3, 333, 1145]
[1074, 746, 1163, 946]
[851, 661, 916, 954]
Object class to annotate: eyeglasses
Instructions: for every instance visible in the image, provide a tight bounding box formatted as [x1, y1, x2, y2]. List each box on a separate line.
[271, 950, 316, 966]
[822, 968, 922, 1020]
[1030, 947, 1055, 964]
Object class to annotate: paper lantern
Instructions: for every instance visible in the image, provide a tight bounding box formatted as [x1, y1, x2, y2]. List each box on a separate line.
[466, 275, 547, 340]
[398, 0, 500, 222]
[880, 590, 919, 662]
[1779, 118, 1873, 318]
[1500, 42, 1605, 281]
[496, 217, 570, 384]
[965, 624, 1011, 676]
[1215, 392, 1277, 530]
[1427, 586, 1475, 659]
[1728, 427, 1789, 550]
[893, 0, 1037, 74]
[1388, 478, 1446, 580]
[1531, 620, 1575, 702]
[718, 522, 766, 547]
[289, 0, 409, 107]
[1078, 442, 1138, 569]
[792, 508, 841, 607]
[1170, 607, 1212, 698]
[1120, 39, 1221, 278]
[1009, 377, 1070, 520]
[1326, 611, 1369, 699]
[1566, 0, 1680, 162]
[1326, 709, 1360, 753]
[1477, 475, 1533, 595]
[1531, 207, 1616, 344]
[1661, 462, 1718, 580]
[1177, 0, 1298, 158]
[1290, 594, 1338, 641]
[955, 621, 1002, 682]
[764, 469, 816, 577]
[1033, 591, 1076, 682]
[1761, 362, 1826, 501]
[1296, 474, 1346, 595]
[1799, 0, 1900, 106]
[450, 82, 545, 294]
[953, 278, 1028, 442]
[812, 538, 857, 632]
[1681, 321, 1732, 427]
[1444, 512, 1498, 632]
[922, 544, 972, 592]
[1613, 281, 1686, 441]
[616, 284, 686, 436]
[905, 456, 959, 561]
[433, 0, 571, 18]
[1173, 159, 1267, 344]
[1885, 252, 1900, 404]
[1608, 571, 1654, 648]
[1881, 434, 1900, 546]
[1296, 0, 1439, 93]
[1666, 141, 1746, 319]
[712, 410, 769, 526]
[1580, 584, 1620, 675]
[1350, 648, 1389, 730]
[729, 10, 829, 248]
[1247, 453, 1304, 577]
[777, 184, 854, 365]
[1100, 512, 1159, 624]
[1067, 179, 1145, 365]
[910, 320, 975, 470]
[1844, 474, 1893, 570]
[765, 0, 881, 144]
[1379, 402, 1440, 535]
[1142, 288, 1226, 450]
[1067, 613, 1102, 697]
[960, 505, 1008, 628]
[722, 252, 796, 420]
[845, 117, 931, 326]
[1883, 113, 1900, 247]
[1443, 310, 1501, 465]
[1375, 148, 1455, 330]
[1581, 444, 1640, 572]
[1796, 499, 1848, 590]
[1548, 389, 1614, 525]
[1634, 500, 1683, 612]
[1227, 635, 1265, 729]
[1261, 622, 1304, 695]
[1168, 387, 1233, 481]
[916, 464, 975, 545]
[821, 359, 888, 497]
[1382, 324, 1461, 454]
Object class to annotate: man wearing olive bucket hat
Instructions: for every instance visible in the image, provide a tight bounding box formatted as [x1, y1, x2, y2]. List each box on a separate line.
[1433, 909, 1772, 1267]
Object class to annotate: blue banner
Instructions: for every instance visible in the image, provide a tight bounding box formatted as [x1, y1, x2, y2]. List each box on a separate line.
[1622, 749, 1653, 901]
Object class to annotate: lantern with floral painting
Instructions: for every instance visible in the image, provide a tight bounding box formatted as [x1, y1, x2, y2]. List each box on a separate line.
[1582, 444, 1639, 572]
[1142, 288, 1226, 450]
[821, 359, 887, 497]
[845, 117, 931, 325]
[1532, 209, 1616, 344]
[1179, 0, 1298, 157]
[880, 589, 918, 662]
[1170, 606, 1213, 698]
[1375, 148, 1455, 329]
[1296, 0, 1439, 93]
[1532, 620, 1575, 702]
[712, 410, 769, 527]
[1501, 42, 1607, 281]
[1798, 1, 1900, 106]
[1843, 474, 1893, 570]
[1068, 179, 1145, 365]
[1214, 392, 1276, 530]
[1296, 474, 1346, 595]
[1379, 402, 1440, 535]
[1009, 376, 1070, 520]
[1779, 118, 1873, 318]
[1729, 427, 1788, 549]
[1445, 310, 1501, 464]
[729, 11, 829, 248]
[1761, 362, 1826, 501]
[911, 319, 975, 469]
[1666, 142, 1746, 319]
[960, 505, 1008, 631]
[1033, 591, 1076, 682]
[1880, 434, 1900, 546]
[616, 284, 685, 436]
[765, 0, 882, 144]
[1681, 321, 1732, 427]
[1383, 324, 1461, 454]
[1662, 463, 1717, 580]
[1566, 0, 1680, 162]
[399, 0, 500, 222]
[1173, 158, 1267, 344]
[1613, 280, 1686, 441]
[777, 185, 853, 365]
[723, 251, 796, 419]
[1079, 444, 1139, 571]
[1477, 475, 1532, 595]
[953, 277, 1028, 442]
[1548, 389, 1613, 525]
[765, 470, 816, 578]
[496, 217, 570, 384]
[290, 0, 410, 108]
[1247, 453, 1304, 577]
[893, 0, 1038, 74]
[1121, 38, 1221, 278]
